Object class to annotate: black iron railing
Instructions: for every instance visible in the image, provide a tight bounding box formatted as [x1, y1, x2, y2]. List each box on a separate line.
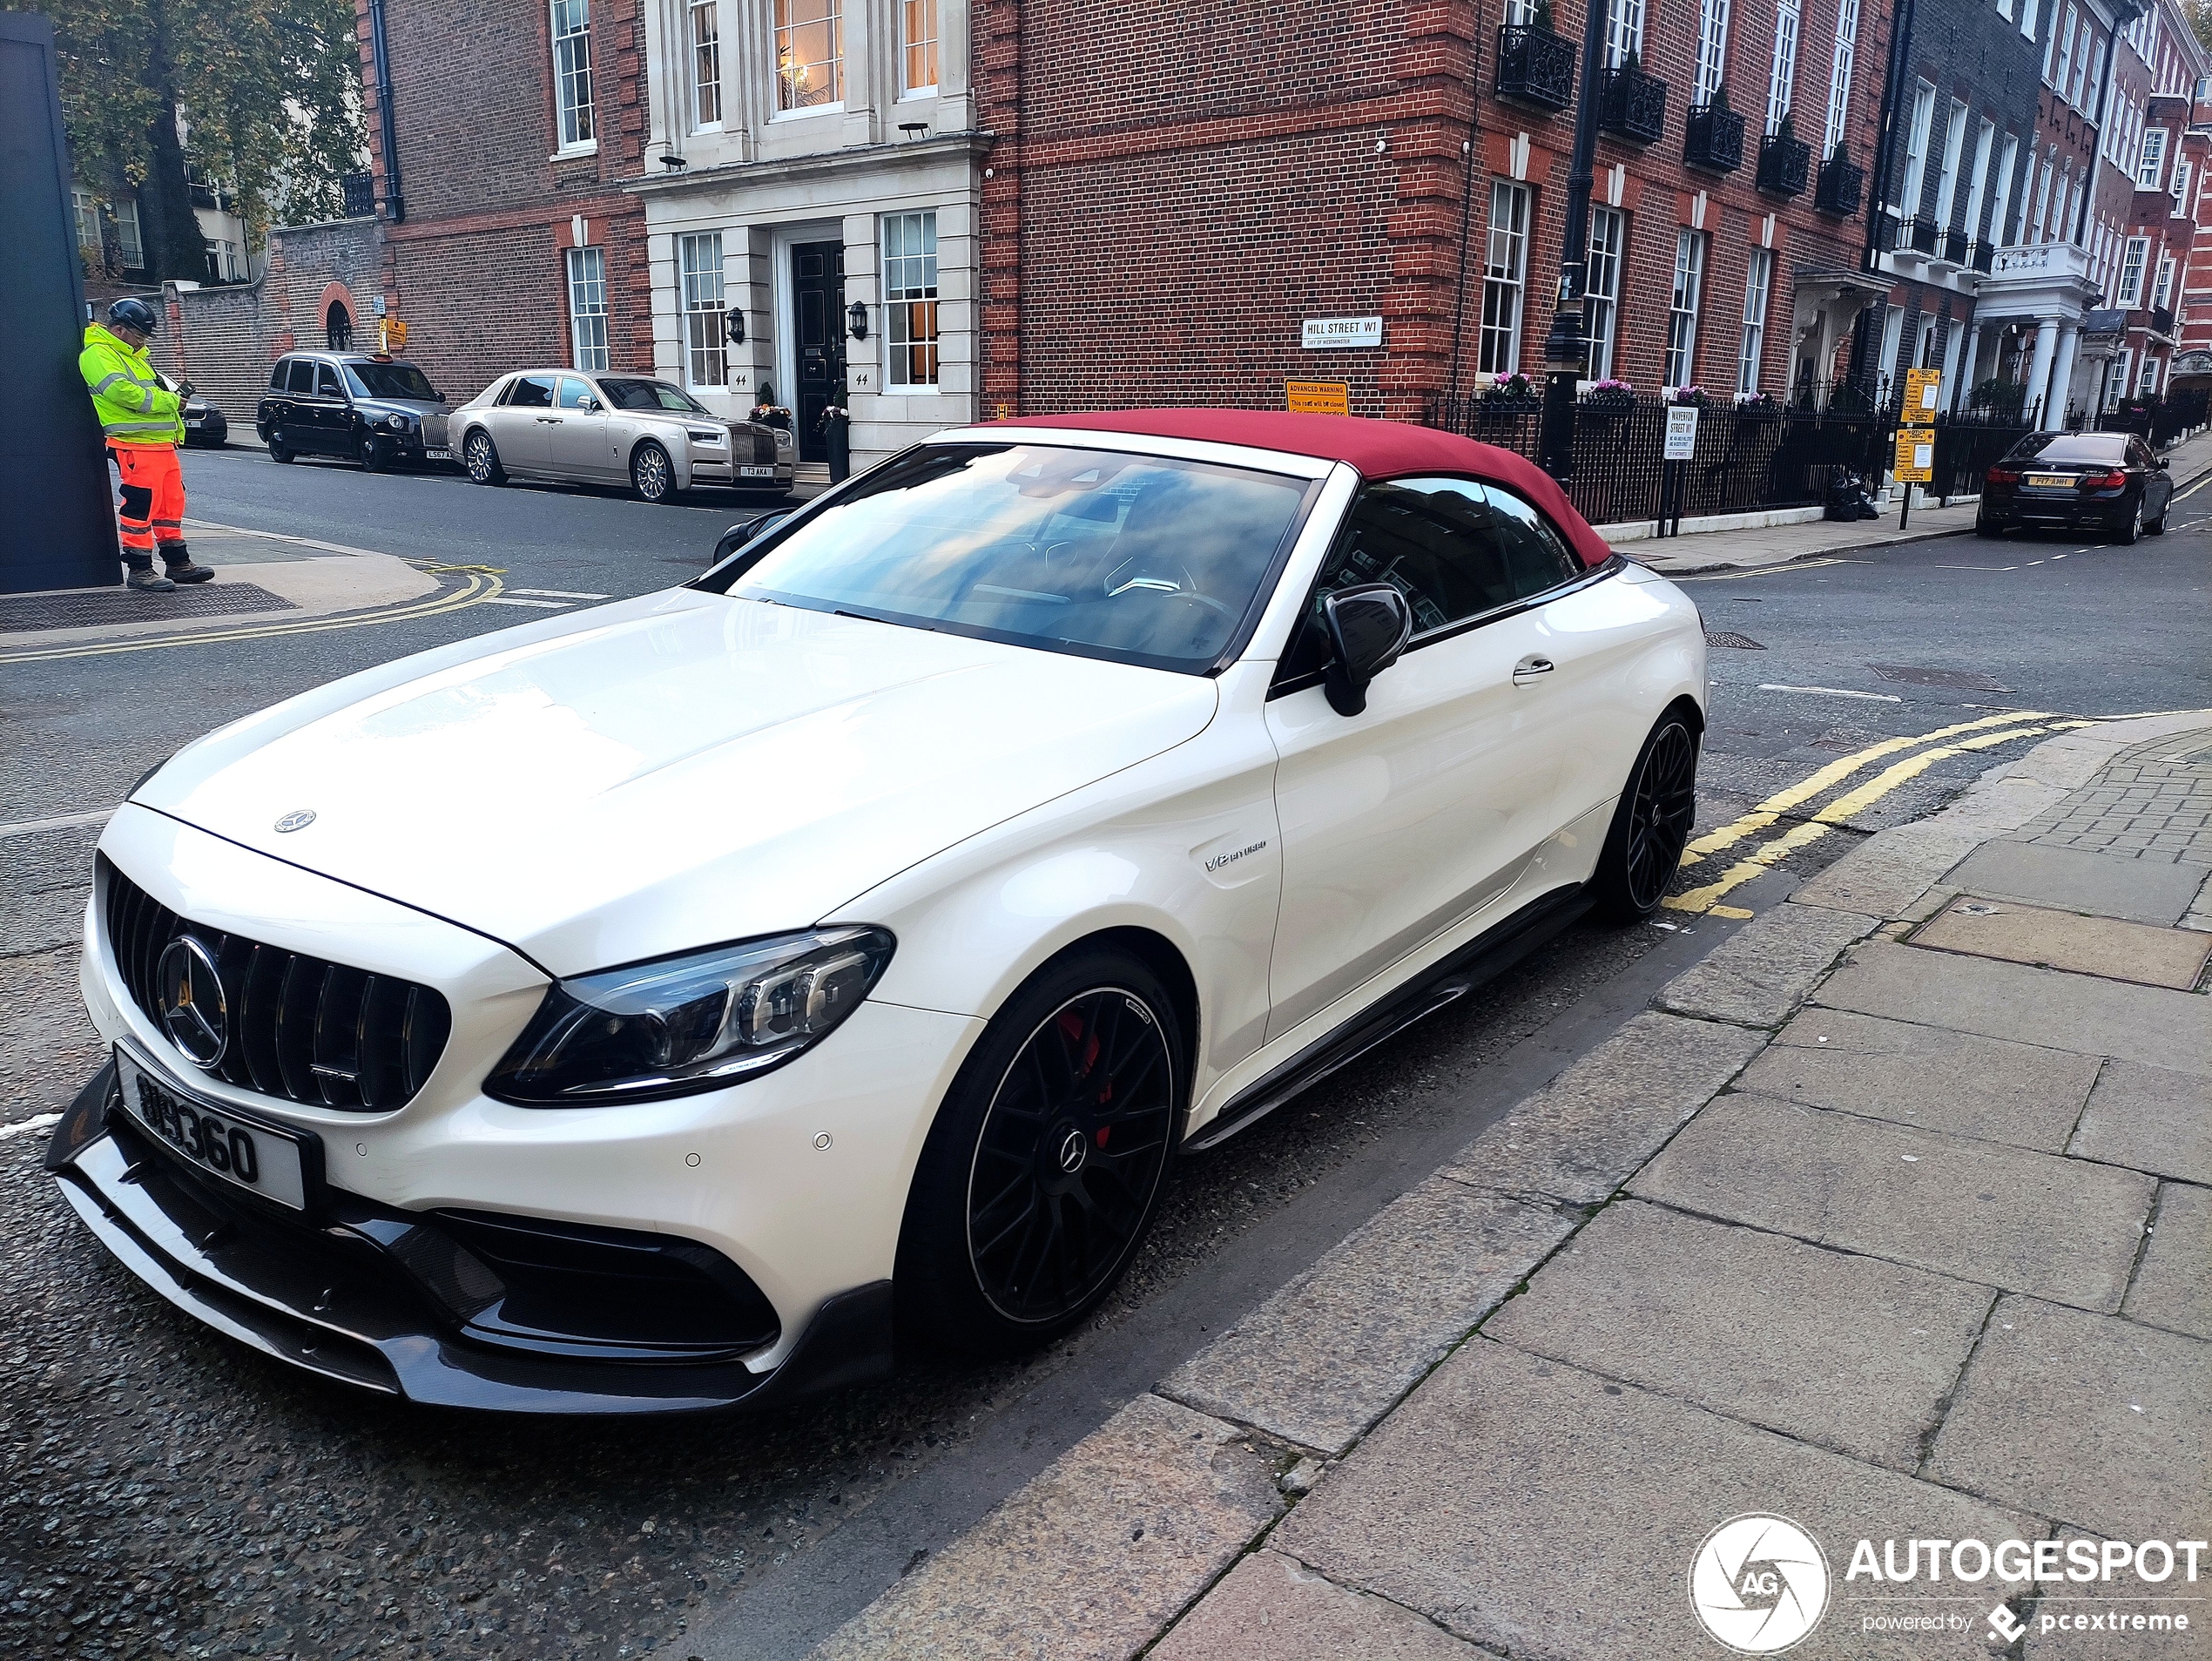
[1684, 104, 1745, 172]
[1756, 133, 1811, 196]
[1969, 240, 1995, 273]
[2150, 305, 2176, 338]
[1815, 150, 1865, 215]
[342, 172, 377, 218]
[1496, 24, 1577, 110]
[1931, 413, 2033, 498]
[1939, 226, 1969, 263]
[1897, 214, 1939, 253]
[1598, 65, 1668, 143]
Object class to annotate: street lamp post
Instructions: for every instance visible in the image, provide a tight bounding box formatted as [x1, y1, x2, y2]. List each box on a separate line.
[1537, 0, 1612, 477]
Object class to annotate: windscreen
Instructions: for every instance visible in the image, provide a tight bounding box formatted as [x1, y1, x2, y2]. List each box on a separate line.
[712, 443, 1314, 673]
[345, 361, 440, 401]
[599, 378, 708, 413]
[2007, 433, 2128, 464]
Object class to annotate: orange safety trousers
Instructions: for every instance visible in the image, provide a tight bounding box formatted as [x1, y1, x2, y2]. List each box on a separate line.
[111, 441, 185, 563]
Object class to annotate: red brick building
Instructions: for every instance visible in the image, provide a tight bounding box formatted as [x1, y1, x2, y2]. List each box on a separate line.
[973, 0, 1885, 423]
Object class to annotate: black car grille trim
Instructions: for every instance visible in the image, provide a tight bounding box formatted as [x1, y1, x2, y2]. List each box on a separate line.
[102, 856, 451, 1112]
[753, 432, 779, 465]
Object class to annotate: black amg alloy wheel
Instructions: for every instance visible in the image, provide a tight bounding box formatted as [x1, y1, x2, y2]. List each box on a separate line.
[1595, 712, 1700, 920]
[899, 948, 1184, 1352]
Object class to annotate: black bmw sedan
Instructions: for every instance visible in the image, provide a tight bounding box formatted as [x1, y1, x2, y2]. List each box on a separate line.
[1978, 430, 2173, 543]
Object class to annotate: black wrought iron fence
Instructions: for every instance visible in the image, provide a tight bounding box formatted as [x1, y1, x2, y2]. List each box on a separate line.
[2101, 388, 2211, 446]
[1930, 414, 2033, 499]
[1423, 394, 1899, 525]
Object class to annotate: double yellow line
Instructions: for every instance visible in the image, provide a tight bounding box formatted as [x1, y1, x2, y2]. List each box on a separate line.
[1663, 710, 2091, 915]
[0, 565, 505, 665]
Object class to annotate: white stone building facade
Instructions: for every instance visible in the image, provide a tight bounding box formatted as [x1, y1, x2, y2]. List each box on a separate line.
[628, 0, 981, 469]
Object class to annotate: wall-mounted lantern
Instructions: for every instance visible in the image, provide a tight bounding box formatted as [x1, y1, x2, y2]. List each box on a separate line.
[725, 307, 745, 345]
[847, 301, 869, 341]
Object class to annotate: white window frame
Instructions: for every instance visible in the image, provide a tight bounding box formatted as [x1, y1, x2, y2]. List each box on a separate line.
[1737, 246, 1773, 395]
[1961, 118, 1994, 246]
[2141, 354, 2161, 395]
[773, 0, 845, 114]
[1988, 134, 2019, 246]
[1822, 0, 1859, 154]
[690, 0, 723, 130]
[1695, 0, 1731, 105]
[2173, 159, 2193, 212]
[2109, 347, 2132, 405]
[1765, 0, 1800, 133]
[2020, 0, 2040, 41]
[1604, 0, 1645, 67]
[2068, 16, 2092, 107]
[1932, 100, 1969, 232]
[551, 0, 594, 150]
[1898, 81, 1936, 228]
[1586, 206, 1626, 379]
[900, 0, 939, 96]
[2118, 235, 2150, 304]
[566, 246, 610, 372]
[678, 231, 728, 388]
[1666, 228, 1708, 390]
[2154, 250, 2175, 309]
[2048, 3, 2074, 89]
[2031, 155, 2054, 241]
[1480, 180, 1531, 375]
[881, 210, 941, 388]
[113, 199, 144, 267]
[2061, 172, 2081, 246]
[2138, 127, 2169, 189]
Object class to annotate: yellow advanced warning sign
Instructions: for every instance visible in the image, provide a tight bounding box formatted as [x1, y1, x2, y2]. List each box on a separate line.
[1902, 367, 1941, 422]
[1286, 381, 1351, 415]
[1892, 427, 1935, 482]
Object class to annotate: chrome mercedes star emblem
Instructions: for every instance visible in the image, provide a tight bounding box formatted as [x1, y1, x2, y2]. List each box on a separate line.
[273, 809, 316, 833]
[1056, 1128, 1088, 1174]
[156, 935, 228, 1067]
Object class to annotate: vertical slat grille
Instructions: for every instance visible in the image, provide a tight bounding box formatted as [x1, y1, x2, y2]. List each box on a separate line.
[99, 856, 452, 1113]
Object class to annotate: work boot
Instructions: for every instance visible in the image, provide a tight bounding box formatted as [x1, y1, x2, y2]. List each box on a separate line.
[163, 562, 216, 584]
[126, 567, 177, 592]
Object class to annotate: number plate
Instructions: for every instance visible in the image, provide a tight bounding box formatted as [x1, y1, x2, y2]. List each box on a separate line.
[2026, 473, 2072, 488]
[113, 1047, 309, 1210]
[739, 465, 776, 478]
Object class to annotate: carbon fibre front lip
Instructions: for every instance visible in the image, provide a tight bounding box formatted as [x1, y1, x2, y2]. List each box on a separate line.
[47, 1065, 894, 1415]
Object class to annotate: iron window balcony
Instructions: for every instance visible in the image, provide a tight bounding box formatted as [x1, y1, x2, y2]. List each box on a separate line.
[1494, 24, 1576, 111]
[1598, 64, 1668, 144]
[1968, 239, 1995, 273]
[1683, 104, 1746, 172]
[1896, 214, 1939, 255]
[2150, 305, 2177, 339]
[1815, 150, 1865, 216]
[1756, 132, 1811, 197]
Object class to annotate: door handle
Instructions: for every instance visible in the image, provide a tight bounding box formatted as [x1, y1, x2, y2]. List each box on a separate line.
[1512, 654, 1555, 685]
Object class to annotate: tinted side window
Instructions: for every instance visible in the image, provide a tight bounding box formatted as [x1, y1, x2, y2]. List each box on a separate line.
[269, 361, 291, 390]
[509, 375, 557, 409]
[286, 359, 316, 394]
[315, 363, 344, 398]
[1278, 478, 1583, 682]
[557, 376, 595, 409]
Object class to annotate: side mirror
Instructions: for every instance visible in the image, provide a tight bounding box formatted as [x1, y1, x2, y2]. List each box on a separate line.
[711, 510, 793, 565]
[1321, 584, 1413, 717]
[583, 396, 603, 412]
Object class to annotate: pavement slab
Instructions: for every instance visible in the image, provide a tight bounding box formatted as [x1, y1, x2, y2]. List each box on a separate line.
[1275, 1338, 2032, 1661]
[1744, 1008, 2101, 1151]
[1925, 1295, 2212, 1543]
[807, 1392, 1284, 1661]
[2067, 1061, 2212, 1186]
[1652, 902, 1880, 1029]
[1814, 942, 2212, 1077]
[2122, 1183, 2212, 1340]
[1483, 1199, 1994, 1469]
[1912, 897, 2212, 989]
[1158, 1177, 1575, 1456]
[1945, 841, 2208, 925]
[1438, 1009, 1768, 1206]
[1784, 820, 1986, 921]
[1150, 1550, 1485, 1661]
[1629, 1093, 2157, 1313]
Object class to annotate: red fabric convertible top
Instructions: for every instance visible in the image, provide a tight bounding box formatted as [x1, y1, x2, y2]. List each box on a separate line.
[979, 408, 1615, 570]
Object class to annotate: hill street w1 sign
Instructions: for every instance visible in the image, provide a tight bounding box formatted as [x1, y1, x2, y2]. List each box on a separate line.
[1301, 316, 1383, 348]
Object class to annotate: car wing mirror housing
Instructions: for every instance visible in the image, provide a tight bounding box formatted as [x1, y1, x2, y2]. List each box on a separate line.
[712, 510, 794, 566]
[1321, 583, 1413, 717]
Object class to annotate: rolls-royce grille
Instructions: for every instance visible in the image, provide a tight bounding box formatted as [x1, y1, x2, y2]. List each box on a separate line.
[752, 431, 779, 465]
[103, 858, 452, 1111]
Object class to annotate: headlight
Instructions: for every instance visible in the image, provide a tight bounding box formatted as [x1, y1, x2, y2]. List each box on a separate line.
[484, 927, 895, 1105]
[385, 412, 408, 430]
[689, 427, 725, 443]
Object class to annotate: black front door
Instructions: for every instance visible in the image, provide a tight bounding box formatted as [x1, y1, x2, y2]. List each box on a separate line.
[792, 241, 846, 463]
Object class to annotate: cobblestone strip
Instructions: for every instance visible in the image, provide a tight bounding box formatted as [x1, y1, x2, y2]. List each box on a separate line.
[2014, 730, 2212, 868]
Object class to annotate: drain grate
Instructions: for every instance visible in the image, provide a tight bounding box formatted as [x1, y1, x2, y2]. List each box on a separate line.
[1867, 663, 2013, 692]
[0, 583, 297, 634]
[1704, 631, 1767, 650]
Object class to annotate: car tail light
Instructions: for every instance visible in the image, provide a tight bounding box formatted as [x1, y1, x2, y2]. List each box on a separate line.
[1986, 467, 2020, 484]
[2082, 469, 2127, 489]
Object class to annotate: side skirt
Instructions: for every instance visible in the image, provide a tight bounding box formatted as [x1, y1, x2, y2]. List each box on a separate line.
[1184, 885, 1593, 1153]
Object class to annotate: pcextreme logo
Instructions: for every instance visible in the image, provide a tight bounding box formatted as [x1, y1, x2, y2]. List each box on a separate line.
[1689, 1516, 1831, 1654]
